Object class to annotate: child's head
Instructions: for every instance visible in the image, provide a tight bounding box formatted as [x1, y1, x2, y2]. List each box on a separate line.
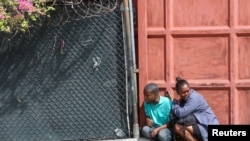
[143, 83, 159, 103]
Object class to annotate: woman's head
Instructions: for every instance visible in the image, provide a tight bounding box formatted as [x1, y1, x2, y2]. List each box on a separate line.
[143, 83, 159, 103]
[175, 76, 191, 101]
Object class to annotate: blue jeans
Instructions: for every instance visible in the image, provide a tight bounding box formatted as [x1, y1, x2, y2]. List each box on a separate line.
[141, 126, 172, 141]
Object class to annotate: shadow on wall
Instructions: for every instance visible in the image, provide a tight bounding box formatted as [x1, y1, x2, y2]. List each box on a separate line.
[0, 25, 95, 117]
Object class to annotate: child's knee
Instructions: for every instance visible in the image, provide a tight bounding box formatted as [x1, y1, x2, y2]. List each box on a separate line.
[158, 129, 172, 141]
[141, 126, 151, 138]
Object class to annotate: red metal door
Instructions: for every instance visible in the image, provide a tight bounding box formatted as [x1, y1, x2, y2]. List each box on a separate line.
[136, 0, 250, 128]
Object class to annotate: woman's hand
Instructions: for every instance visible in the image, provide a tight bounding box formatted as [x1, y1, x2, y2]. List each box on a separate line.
[173, 94, 181, 104]
[146, 117, 153, 127]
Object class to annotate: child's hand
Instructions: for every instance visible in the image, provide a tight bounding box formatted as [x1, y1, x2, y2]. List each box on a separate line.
[146, 117, 153, 127]
[150, 128, 160, 138]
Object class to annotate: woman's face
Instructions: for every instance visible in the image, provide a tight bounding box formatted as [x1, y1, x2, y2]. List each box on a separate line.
[178, 84, 190, 101]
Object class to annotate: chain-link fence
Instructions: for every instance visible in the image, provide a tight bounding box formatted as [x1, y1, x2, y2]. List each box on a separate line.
[0, 1, 131, 141]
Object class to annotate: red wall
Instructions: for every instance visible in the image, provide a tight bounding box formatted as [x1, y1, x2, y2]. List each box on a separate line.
[135, 0, 250, 129]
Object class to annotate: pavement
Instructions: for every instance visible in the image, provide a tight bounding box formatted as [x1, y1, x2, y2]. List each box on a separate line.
[101, 137, 149, 141]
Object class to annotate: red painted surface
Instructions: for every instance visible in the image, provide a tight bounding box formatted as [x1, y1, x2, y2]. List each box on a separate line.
[135, 0, 250, 129]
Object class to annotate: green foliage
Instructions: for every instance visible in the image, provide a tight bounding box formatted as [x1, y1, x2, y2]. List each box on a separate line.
[0, 0, 55, 33]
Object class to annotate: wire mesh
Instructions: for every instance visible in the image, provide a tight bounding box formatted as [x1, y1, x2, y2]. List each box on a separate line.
[0, 1, 129, 141]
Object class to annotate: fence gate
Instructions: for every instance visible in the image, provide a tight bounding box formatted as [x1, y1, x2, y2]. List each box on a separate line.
[0, 1, 130, 141]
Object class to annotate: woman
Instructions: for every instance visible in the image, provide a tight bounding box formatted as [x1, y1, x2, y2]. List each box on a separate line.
[172, 77, 219, 141]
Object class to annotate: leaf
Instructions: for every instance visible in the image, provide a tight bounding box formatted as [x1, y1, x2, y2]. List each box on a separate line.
[21, 20, 28, 28]
[5, 26, 10, 32]
[30, 15, 37, 21]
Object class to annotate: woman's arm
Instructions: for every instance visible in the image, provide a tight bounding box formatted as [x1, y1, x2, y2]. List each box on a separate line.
[172, 93, 201, 118]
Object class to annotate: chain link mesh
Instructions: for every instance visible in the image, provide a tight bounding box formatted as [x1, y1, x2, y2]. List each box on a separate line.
[0, 1, 130, 141]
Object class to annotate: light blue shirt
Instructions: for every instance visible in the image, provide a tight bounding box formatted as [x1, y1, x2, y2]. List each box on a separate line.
[172, 89, 220, 141]
[144, 96, 172, 127]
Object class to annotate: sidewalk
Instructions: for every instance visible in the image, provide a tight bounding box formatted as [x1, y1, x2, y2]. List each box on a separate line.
[102, 137, 149, 141]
